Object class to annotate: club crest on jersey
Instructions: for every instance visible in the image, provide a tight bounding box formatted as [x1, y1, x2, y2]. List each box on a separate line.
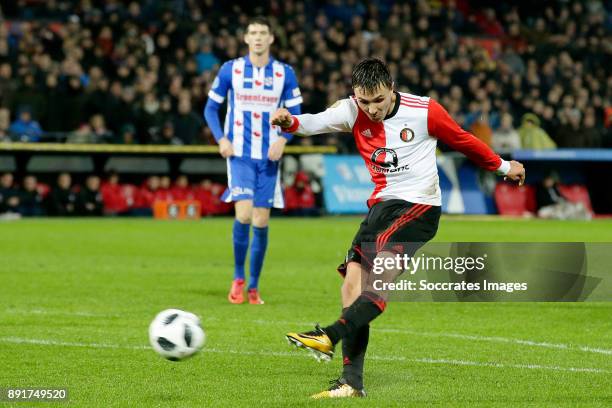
[400, 127, 415, 143]
[370, 148, 398, 168]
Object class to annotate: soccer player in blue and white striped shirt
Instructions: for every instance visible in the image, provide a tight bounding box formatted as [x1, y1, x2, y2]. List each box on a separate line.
[204, 17, 302, 305]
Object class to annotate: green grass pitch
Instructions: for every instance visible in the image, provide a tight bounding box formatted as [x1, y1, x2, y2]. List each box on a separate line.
[1, 217, 611, 407]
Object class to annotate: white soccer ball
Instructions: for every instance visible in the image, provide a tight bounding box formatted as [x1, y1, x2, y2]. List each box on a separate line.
[149, 309, 206, 361]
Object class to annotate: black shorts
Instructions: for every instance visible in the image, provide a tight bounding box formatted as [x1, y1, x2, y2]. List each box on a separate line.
[338, 200, 441, 277]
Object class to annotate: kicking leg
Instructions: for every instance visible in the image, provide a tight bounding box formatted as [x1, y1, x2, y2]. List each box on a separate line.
[323, 251, 399, 344]
[340, 262, 369, 391]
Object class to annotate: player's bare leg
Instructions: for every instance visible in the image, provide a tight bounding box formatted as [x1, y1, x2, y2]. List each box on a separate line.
[248, 207, 271, 304]
[341, 262, 362, 307]
[228, 200, 253, 304]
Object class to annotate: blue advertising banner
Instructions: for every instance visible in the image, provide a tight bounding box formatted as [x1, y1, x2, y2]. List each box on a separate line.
[322, 155, 371, 214]
[322, 154, 492, 214]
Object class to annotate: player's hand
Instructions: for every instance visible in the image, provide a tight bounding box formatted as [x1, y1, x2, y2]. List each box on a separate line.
[271, 108, 293, 128]
[504, 160, 526, 186]
[268, 137, 287, 161]
[218, 137, 234, 158]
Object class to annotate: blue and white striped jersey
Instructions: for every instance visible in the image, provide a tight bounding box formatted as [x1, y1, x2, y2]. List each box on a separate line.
[206, 55, 302, 160]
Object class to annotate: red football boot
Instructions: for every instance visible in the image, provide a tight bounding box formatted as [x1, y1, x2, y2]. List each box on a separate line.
[248, 288, 264, 305]
[228, 279, 245, 304]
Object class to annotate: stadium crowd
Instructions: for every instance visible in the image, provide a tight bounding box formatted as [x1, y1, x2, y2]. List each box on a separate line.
[0, 0, 609, 151]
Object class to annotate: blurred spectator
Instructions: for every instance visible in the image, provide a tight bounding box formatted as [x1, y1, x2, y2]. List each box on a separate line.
[518, 113, 556, 150]
[195, 179, 232, 215]
[137, 93, 163, 144]
[0, 172, 20, 213]
[9, 106, 43, 142]
[284, 171, 317, 216]
[117, 124, 137, 144]
[41, 74, 64, 132]
[89, 115, 114, 143]
[469, 117, 493, 147]
[18, 175, 45, 216]
[158, 176, 174, 200]
[76, 175, 104, 216]
[492, 113, 521, 151]
[100, 172, 129, 215]
[196, 42, 220, 74]
[0, 63, 17, 109]
[555, 110, 583, 148]
[11, 74, 44, 120]
[536, 173, 590, 220]
[155, 122, 183, 145]
[47, 172, 77, 216]
[136, 176, 161, 209]
[66, 124, 94, 144]
[194, 179, 214, 215]
[0, 108, 10, 141]
[173, 99, 204, 145]
[171, 175, 195, 200]
[579, 111, 603, 148]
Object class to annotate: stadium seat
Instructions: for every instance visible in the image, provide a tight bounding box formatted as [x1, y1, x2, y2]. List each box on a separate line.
[558, 184, 594, 215]
[494, 182, 536, 216]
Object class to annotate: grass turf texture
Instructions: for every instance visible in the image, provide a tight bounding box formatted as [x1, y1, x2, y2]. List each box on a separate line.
[1, 217, 611, 407]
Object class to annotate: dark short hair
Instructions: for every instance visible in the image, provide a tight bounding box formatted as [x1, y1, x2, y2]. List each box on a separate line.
[246, 16, 272, 32]
[351, 58, 393, 93]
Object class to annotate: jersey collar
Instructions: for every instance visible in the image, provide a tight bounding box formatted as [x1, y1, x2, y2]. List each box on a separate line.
[244, 54, 274, 68]
[384, 91, 401, 120]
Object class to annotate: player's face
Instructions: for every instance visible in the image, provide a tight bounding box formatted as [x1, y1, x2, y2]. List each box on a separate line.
[353, 85, 394, 122]
[244, 24, 273, 55]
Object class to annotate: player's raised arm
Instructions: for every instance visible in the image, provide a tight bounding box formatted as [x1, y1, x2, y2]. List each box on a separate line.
[427, 99, 525, 185]
[271, 99, 355, 136]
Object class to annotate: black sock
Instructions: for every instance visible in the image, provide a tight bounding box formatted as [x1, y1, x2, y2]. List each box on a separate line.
[342, 324, 369, 390]
[324, 291, 386, 344]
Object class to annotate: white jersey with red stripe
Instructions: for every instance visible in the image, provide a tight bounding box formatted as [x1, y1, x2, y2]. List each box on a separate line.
[285, 91, 509, 207]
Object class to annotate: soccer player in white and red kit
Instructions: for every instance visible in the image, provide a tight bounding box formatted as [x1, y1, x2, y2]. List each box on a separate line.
[272, 58, 525, 399]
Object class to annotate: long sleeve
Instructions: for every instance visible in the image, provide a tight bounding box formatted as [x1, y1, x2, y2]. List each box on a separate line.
[427, 99, 509, 174]
[204, 61, 232, 142]
[203, 99, 224, 142]
[282, 99, 356, 136]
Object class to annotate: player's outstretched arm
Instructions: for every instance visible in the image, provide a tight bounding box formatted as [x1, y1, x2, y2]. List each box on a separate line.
[428, 99, 525, 185]
[271, 100, 355, 136]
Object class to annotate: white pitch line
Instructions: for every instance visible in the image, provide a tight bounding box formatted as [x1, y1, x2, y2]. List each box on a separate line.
[0, 336, 609, 374]
[5, 309, 120, 318]
[373, 328, 612, 356]
[6, 311, 612, 357]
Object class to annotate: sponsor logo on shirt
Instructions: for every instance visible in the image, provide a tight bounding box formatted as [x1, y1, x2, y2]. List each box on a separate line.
[369, 148, 410, 173]
[371, 148, 398, 168]
[234, 92, 279, 105]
